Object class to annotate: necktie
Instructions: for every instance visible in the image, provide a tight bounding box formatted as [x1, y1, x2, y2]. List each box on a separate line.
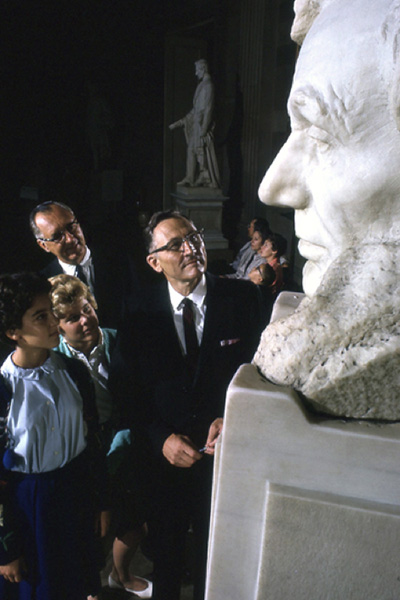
[182, 298, 199, 377]
[75, 264, 88, 286]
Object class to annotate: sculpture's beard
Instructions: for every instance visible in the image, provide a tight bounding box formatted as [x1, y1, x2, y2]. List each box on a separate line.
[253, 241, 400, 420]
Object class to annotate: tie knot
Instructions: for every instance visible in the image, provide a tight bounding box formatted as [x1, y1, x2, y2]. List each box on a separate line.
[182, 298, 195, 310]
[76, 264, 88, 286]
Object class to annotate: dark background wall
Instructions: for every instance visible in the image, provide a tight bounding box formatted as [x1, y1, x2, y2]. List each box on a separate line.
[1, 0, 302, 284]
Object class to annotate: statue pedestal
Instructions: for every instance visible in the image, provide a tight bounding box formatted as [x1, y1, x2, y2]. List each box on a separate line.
[171, 187, 228, 250]
[206, 363, 400, 600]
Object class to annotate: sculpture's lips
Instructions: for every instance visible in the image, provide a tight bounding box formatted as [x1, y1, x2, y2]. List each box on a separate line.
[298, 239, 326, 261]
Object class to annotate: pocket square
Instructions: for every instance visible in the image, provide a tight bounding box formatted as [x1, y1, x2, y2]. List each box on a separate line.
[220, 338, 241, 347]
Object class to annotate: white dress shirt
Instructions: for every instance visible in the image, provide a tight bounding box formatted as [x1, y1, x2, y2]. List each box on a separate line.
[168, 275, 207, 354]
[1, 351, 87, 473]
[59, 247, 95, 295]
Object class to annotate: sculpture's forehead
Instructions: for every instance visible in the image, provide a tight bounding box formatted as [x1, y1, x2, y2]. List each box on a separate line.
[289, 1, 390, 118]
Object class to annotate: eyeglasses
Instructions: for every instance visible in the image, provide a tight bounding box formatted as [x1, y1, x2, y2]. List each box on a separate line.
[149, 229, 205, 254]
[37, 219, 80, 244]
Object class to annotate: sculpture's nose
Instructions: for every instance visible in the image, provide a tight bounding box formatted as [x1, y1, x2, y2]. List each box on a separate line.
[258, 132, 309, 210]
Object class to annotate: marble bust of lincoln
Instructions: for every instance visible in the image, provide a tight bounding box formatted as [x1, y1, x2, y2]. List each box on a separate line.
[253, 0, 400, 420]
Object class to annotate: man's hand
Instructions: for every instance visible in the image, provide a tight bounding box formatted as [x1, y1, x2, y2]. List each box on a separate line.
[0, 557, 26, 582]
[162, 433, 202, 467]
[203, 418, 223, 456]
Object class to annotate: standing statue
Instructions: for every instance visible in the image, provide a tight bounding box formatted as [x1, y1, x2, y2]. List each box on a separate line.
[253, 0, 400, 420]
[169, 59, 221, 188]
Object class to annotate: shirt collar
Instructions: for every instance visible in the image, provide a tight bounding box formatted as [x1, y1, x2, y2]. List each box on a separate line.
[58, 246, 91, 271]
[168, 274, 207, 311]
[2, 350, 58, 379]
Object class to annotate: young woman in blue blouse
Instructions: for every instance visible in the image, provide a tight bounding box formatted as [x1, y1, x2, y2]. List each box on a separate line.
[0, 272, 106, 600]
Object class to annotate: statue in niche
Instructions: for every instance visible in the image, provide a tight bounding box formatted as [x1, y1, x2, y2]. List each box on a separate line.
[85, 80, 114, 172]
[169, 59, 221, 189]
[253, 0, 400, 420]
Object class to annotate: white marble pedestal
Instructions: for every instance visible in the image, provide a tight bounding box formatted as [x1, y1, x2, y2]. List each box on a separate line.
[171, 187, 228, 250]
[206, 363, 400, 600]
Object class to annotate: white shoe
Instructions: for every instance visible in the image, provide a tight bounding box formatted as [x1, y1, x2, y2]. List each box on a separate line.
[108, 574, 153, 598]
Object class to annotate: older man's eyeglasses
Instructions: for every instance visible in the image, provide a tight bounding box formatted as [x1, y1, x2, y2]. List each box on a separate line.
[37, 219, 80, 244]
[150, 229, 204, 254]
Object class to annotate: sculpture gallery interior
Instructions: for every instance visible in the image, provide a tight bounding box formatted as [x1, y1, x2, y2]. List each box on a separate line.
[2, 0, 400, 599]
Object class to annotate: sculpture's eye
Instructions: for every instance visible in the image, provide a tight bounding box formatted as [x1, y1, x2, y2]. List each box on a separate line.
[308, 125, 333, 150]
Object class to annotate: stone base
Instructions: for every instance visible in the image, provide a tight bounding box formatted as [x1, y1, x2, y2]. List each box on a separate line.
[206, 364, 400, 600]
[171, 192, 228, 250]
[176, 185, 224, 198]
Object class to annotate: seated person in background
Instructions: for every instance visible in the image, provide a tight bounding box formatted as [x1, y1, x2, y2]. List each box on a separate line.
[258, 233, 287, 295]
[0, 272, 105, 600]
[231, 217, 270, 272]
[248, 262, 275, 287]
[227, 220, 270, 279]
[49, 274, 152, 599]
[248, 262, 276, 326]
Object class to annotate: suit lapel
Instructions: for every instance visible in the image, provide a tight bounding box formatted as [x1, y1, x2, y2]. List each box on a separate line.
[195, 274, 220, 380]
[151, 281, 186, 369]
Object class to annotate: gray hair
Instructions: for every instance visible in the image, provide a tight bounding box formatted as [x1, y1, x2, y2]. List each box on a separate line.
[144, 210, 195, 253]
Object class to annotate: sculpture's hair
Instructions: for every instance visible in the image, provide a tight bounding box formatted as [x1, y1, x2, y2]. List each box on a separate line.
[29, 200, 75, 239]
[49, 274, 97, 320]
[0, 272, 51, 346]
[144, 210, 195, 253]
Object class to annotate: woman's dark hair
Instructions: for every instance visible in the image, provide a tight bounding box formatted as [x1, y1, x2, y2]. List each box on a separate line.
[253, 221, 271, 244]
[267, 233, 287, 258]
[0, 272, 51, 346]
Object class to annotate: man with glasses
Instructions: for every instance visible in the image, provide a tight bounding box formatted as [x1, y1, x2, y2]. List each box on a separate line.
[30, 200, 126, 327]
[110, 210, 263, 600]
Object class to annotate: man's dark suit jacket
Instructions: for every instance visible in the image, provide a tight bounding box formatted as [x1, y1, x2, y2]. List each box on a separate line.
[41, 248, 134, 329]
[110, 273, 263, 457]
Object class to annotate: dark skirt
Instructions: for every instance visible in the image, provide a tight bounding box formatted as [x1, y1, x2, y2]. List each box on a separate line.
[0, 450, 101, 600]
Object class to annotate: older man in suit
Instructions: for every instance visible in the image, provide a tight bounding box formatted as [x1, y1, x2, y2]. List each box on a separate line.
[110, 210, 263, 600]
[30, 200, 130, 328]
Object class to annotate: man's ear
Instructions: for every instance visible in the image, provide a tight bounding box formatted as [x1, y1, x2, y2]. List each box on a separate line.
[146, 254, 163, 273]
[37, 238, 51, 253]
